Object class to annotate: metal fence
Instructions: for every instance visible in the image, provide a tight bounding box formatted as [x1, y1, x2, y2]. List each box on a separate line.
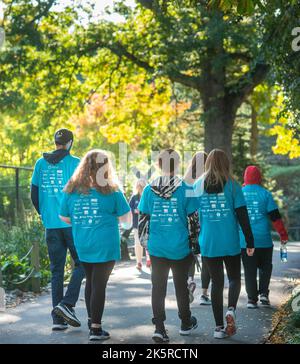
[0, 164, 33, 222]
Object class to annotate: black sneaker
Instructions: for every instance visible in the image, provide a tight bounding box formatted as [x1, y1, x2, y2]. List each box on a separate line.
[51, 309, 68, 331]
[52, 315, 68, 331]
[89, 327, 110, 341]
[152, 325, 170, 343]
[53, 303, 81, 327]
[179, 316, 198, 336]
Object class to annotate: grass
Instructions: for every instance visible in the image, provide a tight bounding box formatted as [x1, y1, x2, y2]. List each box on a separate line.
[267, 288, 300, 344]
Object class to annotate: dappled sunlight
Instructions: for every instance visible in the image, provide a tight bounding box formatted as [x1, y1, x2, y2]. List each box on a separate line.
[0, 312, 21, 324]
[2, 245, 298, 345]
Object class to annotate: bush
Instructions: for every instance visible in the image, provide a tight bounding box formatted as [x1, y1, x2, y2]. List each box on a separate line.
[0, 216, 51, 290]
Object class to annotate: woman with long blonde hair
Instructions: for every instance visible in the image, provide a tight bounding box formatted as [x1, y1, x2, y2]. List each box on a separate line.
[195, 149, 254, 339]
[59, 149, 132, 341]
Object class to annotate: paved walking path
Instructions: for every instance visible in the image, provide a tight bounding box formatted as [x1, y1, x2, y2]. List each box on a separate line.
[1, 242, 299, 344]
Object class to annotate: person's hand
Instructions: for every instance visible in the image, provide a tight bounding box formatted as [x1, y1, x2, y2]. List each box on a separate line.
[281, 240, 288, 245]
[247, 248, 255, 257]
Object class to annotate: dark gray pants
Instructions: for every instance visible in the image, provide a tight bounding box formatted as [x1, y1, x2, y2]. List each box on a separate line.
[241, 247, 273, 302]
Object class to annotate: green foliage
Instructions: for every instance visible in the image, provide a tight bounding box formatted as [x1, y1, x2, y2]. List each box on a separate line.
[282, 292, 300, 344]
[0, 217, 50, 290]
[209, 0, 263, 15]
[269, 165, 300, 234]
[261, 0, 300, 143]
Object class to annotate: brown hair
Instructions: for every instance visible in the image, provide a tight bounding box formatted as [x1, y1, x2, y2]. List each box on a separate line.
[158, 149, 180, 175]
[204, 149, 233, 189]
[64, 149, 119, 195]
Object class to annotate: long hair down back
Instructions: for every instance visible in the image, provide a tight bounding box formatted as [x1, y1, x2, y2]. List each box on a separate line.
[64, 149, 119, 195]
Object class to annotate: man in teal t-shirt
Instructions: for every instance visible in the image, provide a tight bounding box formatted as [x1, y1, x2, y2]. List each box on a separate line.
[31, 129, 85, 330]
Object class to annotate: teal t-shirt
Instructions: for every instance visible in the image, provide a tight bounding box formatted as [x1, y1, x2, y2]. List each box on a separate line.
[138, 181, 199, 260]
[239, 184, 278, 248]
[194, 179, 246, 258]
[31, 154, 80, 229]
[60, 189, 130, 263]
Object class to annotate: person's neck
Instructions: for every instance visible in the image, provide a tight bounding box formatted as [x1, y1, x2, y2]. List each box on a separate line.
[56, 146, 66, 151]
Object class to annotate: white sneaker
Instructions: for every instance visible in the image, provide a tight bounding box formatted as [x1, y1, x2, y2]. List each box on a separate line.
[225, 308, 237, 336]
[214, 327, 229, 339]
[260, 294, 271, 307]
[199, 294, 212, 306]
[247, 300, 258, 309]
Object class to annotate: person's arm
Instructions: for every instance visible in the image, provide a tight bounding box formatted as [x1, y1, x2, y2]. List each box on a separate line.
[119, 211, 132, 230]
[268, 209, 288, 243]
[30, 184, 40, 214]
[187, 211, 201, 255]
[138, 213, 150, 247]
[59, 216, 71, 225]
[59, 193, 71, 225]
[115, 191, 132, 230]
[233, 181, 254, 255]
[31, 160, 41, 214]
[235, 206, 254, 251]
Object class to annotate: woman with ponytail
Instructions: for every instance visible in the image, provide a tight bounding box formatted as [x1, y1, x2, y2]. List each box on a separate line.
[194, 149, 254, 339]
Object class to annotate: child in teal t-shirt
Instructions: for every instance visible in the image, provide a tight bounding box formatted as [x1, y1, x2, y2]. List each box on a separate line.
[240, 166, 288, 309]
[138, 149, 199, 343]
[59, 149, 131, 342]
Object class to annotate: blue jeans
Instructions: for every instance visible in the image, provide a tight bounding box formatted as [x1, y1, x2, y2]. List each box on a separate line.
[46, 228, 85, 310]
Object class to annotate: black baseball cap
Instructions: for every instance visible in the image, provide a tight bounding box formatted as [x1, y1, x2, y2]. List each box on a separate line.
[54, 128, 74, 145]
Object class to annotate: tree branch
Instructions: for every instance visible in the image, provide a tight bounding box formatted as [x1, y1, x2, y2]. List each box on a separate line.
[226, 62, 270, 106]
[30, 0, 56, 24]
[136, 0, 155, 11]
[84, 39, 201, 89]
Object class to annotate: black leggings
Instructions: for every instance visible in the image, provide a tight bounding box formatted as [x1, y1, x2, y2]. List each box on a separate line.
[188, 256, 211, 290]
[151, 254, 193, 327]
[81, 261, 115, 325]
[202, 254, 241, 327]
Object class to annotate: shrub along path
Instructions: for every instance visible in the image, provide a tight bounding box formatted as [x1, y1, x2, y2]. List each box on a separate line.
[0, 242, 300, 344]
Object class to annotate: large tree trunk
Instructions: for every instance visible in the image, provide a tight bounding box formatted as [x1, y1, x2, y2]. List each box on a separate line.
[203, 103, 236, 157]
[200, 46, 237, 157]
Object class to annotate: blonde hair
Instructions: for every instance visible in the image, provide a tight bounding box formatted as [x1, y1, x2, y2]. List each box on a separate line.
[204, 149, 233, 189]
[64, 149, 119, 195]
[135, 178, 147, 193]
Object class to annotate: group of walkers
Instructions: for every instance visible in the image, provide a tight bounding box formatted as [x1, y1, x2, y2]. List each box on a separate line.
[31, 128, 288, 343]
